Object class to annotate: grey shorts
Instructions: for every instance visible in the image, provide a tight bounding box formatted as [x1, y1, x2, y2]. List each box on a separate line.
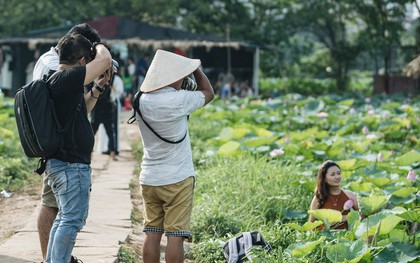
[41, 174, 58, 208]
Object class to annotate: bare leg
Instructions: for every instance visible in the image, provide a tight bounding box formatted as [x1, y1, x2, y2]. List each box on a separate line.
[165, 236, 184, 263]
[37, 205, 58, 262]
[143, 232, 162, 263]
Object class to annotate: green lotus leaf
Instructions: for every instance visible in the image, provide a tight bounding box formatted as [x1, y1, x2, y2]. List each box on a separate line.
[388, 229, 409, 243]
[355, 212, 387, 239]
[336, 159, 357, 171]
[369, 177, 392, 187]
[341, 99, 354, 106]
[217, 141, 241, 157]
[350, 142, 368, 153]
[308, 209, 342, 224]
[349, 182, 374, 193]
[391, 187, 417, 198]
[359, 194, 388, 216]
[396, 208, 420, 223]
[254, 127, 273, 137]
[286, 239, 323, 257]
[286, 221, 323, 232]
[372, 242, 420, 263]
[395, 150, 420, 166]
[326, 240, 369, 263]
[378, 214, 404, 235]
[218, 127, 236, 142]
[242, 136, 277, 148]
[347, 210, 361, 231]
[231, 127, 251, 140]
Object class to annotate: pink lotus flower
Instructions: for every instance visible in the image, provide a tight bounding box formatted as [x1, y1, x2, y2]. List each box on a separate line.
[317, 112, 329, 118]
[362, 126, 369, 134]
[365, 97, 371, 103]
[349, 108, 356, 115]
[377, 152, 383, 162]
[407, 170, 417, 183]
[294, 105, 299, 111]
[225, 100, 231, 104]
[343, 199, 354, 211]
[269, 149, 285, 158]
[367, 109, 375, 115]
[284, 137, 290, 144]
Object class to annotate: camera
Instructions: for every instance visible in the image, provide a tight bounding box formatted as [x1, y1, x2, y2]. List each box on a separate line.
[181, 76, 197, 91]
[112, 59, 119, 73]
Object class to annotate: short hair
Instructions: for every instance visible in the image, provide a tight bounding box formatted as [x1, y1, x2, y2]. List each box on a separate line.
[67, 23, 100, 43]
[57, 34, 93, 65]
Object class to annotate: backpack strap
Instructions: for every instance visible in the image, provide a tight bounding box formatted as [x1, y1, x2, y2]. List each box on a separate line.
[243, 232, 254, 255]
[127, 91, 188, 144]
[227, 236, 239, 263]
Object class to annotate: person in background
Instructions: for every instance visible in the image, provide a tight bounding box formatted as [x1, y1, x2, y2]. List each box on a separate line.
[32, 23, 101, 263]
[45, 34, 112, 262]
[309, 160, 359, 230]
[133, 49, 214, 262]
[136, 53, 150, 92]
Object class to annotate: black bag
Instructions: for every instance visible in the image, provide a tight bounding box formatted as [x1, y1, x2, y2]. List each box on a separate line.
[222, 231, 272, 263]
[14, 74, 80, 174]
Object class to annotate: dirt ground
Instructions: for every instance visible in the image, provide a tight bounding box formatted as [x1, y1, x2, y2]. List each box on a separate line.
[0, 185, 41, 246]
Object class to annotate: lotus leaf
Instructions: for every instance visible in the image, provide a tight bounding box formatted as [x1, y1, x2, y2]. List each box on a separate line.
[286, 239, 323, 257]
[217, 141, 241, 157]
[326, 240, 369, 263]
[309, 209, 342, 224]
[359, 194, 388, 216]
[396, 208, 420, 223]
[391, 187, 417, 198]
[372, 242, 420, 263]
[395, 150, 420, 166]
[286, 221, 323, 232]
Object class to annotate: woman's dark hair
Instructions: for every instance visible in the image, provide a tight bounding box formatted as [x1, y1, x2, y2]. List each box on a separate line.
[57, 34, 93, 65]
[315, 160, 341, 207]
[67, 23, 100, 43]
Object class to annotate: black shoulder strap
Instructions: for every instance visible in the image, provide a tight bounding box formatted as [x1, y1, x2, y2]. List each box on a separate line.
[127, 91, 187, 144]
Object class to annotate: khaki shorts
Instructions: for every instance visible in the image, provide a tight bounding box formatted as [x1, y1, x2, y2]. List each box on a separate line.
[140, 176, 194, 237]
[41, 174, 58, 208]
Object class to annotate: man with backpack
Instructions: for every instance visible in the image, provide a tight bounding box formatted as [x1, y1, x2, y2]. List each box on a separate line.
[31, 24, 101, 263]
[42, 33, 112, 263]
[131, 49, 214, 262]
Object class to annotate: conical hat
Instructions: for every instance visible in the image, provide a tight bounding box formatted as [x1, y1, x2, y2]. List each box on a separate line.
[140, 49, 201, 92]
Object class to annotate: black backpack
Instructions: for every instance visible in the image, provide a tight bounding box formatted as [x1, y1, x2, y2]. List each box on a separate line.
[222, 231, 272, 263]
[14, 73, 80, 174]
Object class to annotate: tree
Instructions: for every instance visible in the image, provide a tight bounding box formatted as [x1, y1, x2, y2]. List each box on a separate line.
[352, 0, 412, 93]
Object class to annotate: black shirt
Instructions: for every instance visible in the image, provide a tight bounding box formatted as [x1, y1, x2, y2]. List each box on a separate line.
[48, 66, 94, 164]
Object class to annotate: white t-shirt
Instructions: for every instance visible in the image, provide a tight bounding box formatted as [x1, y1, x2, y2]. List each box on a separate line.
[137, 87, 205, 186]
[32, 47, 59, 80]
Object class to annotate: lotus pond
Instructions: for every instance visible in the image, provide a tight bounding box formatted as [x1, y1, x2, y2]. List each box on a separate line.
[187, 92, 420, 262]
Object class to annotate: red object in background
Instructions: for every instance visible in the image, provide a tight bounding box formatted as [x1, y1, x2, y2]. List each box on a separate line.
[174, 48, 187, 57]
[124, 96, 132, 111]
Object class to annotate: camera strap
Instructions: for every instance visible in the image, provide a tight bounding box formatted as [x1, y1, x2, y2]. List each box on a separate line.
[127, 91, 188, 144]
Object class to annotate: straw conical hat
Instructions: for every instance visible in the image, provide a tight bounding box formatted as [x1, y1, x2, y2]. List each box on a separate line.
[140, 49, 201, 92]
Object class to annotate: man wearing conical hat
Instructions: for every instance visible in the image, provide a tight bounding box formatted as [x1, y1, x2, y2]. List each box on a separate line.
[134, 49, 214, 262]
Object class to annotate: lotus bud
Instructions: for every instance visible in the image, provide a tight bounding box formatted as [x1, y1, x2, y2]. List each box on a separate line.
[407, 170, 416, 183]
[349, 108, 356, 115]
[343, 199, 354, 211]
[365, 97, 371, 103]
[377, 152, 383, 162]
[284, 137, 290, 144]
[362, 126, 369, 134]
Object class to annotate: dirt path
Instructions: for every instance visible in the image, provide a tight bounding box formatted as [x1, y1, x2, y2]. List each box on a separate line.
[0, 186, 40, 246]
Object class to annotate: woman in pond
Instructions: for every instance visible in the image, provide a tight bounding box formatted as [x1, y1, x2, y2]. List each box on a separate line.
[309, 160, 359, 229]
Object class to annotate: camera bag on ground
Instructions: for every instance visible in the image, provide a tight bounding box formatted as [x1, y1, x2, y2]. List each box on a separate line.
[14, 72, 81, 174]
[222, 231, 272, 263]
[127, 91, 187, 144]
